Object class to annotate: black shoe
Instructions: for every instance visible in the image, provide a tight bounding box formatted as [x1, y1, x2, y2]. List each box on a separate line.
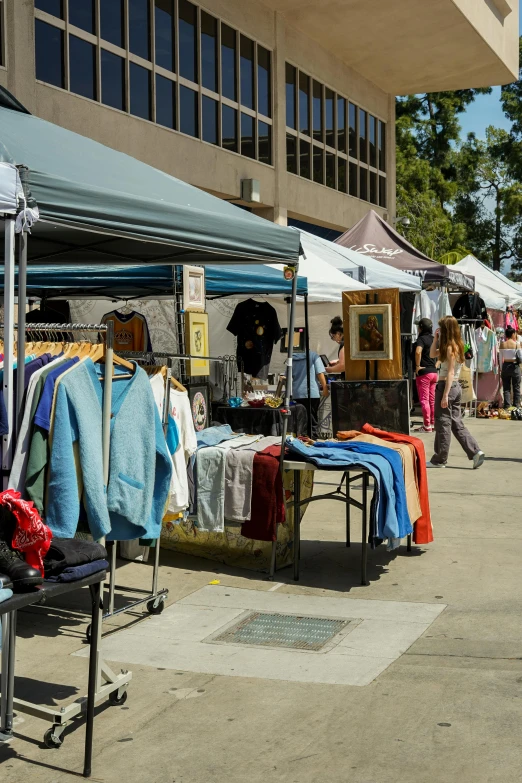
[0, 541, 43, 590]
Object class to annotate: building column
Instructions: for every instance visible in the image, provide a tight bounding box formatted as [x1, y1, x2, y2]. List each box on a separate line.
[252, 206, 288, 226]
[386, 93, 397, 220]
[271, 12, 288, 225]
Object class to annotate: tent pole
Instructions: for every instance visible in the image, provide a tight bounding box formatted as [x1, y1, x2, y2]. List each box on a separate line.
[304, 293, 312, 437]
[280, 265, 299, 468]
[2, 217, 15, 488]
[16, 231, 28, 429]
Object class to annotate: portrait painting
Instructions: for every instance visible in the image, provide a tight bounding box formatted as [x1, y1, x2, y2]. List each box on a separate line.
[183, 265, 205, 311]
[349, 304, 393, 360]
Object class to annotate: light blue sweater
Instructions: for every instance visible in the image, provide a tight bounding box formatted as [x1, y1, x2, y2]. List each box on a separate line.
[47, 360, 172, 541]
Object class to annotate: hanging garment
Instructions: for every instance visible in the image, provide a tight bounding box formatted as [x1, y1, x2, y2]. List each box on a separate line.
[224, 449, 256, 522]
[101, 310, 152, 352]
[241, 444, 285, 542]
[505, 308, 518, 330]
[194, 426, 242, 532]
[0, 489, 52, 575]
[46, 360, 172, 541]
[226, 299, 282, 379]
[452, 293, 488, 324]
[167, 389, 197, 514]
[360, 424, 433, 545]
[475, 326, 498, 373]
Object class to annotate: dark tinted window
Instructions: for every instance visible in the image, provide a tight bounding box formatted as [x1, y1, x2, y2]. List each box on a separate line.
[349, 102, 357, 157]
[379, 175, 387, 207]
[155, 0, 175, 72]
[313, 145, 324, 184]
[179, 0, 197, 83]
[257, 46, 271, 117]
[326, 152, 335, 189]
[240, 36, 254, 109]
[286, 64, 296, 130]
[359, 108, 367, 163]
[349, 162, 358, 197]
[100, 0, 124, 48]
[201, 13, 217, 92]
[222, 105, 237, 152]
[337, 97, 346, 153]
[379, 121, 386, 171]
[299, 72, 309, 136]
[287, 134, 297, 174]
[101, 49, 125, 110]
[129, 0, 150, 60]
[359, 166, 368, 200]
[69, 35, 96, 100]
[202, 96, 218, 145]
[337, 158, 347, 192]
[313, 81, 322, 142]
[325, 88, 334, 148]
[221, 24, 236, 101]
[179, 85, 198, 137]
[69, 0, 95, 33]
[370, 171, 377, 204]
[259, 122, 272, 165]
[130, 62, 151, 119]
[35, 20, 64, 88]
[241, 113, 255, 159]
[35, 0, 63, 18]
[300, 139, 311, 179]
[369, 115, 377, 168]
[156, 74, 175, 128]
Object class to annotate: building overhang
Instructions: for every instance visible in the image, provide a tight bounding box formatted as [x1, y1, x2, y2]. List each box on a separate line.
[266, 0, 519, 94]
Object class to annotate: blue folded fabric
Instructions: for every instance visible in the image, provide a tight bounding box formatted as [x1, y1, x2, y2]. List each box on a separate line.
[196, 425, 239, 449]
[45, 559, 109, 583]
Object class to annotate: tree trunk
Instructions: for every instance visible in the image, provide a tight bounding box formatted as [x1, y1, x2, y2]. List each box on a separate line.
[493, 190, 501, 271]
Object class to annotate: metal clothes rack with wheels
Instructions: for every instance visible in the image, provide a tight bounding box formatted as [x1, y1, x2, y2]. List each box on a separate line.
[0, 319, 132, 759]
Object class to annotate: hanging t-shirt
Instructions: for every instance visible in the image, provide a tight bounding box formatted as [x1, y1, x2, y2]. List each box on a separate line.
[226, 299, 282, 379]
[101, 310, 152, 352]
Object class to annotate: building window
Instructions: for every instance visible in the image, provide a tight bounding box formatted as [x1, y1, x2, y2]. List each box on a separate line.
[285, 63, 387, 202]
[33, 1, 272, 164]
[35, 19, 64, 88]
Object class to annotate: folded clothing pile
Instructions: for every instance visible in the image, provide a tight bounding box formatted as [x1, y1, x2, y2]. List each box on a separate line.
[44, 538, 108, 582]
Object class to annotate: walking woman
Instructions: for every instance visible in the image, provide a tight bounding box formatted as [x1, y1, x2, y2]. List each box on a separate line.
[499, 326, 521, 408]
[428, 316, 485, 469]
[413, 317, 438, 433]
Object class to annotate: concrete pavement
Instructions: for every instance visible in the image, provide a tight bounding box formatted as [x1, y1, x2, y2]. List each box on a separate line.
[1, 418, 521, 782]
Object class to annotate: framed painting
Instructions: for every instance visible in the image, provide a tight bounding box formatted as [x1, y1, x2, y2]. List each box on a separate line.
[186, 383, 211, 432]
[183, 265, 205, 312]
[185, 311, 210, 376]
[349, 303, 393, 361]
[331, 379, 410, 435]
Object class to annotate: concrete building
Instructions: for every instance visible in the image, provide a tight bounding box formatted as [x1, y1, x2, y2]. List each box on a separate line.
[0, 0, 519, 234]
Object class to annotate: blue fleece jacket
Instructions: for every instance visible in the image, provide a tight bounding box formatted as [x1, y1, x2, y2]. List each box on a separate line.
[47, 360, 172, 542]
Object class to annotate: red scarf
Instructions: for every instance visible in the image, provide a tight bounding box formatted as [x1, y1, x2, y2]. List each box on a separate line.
[0, 489, 52, 575]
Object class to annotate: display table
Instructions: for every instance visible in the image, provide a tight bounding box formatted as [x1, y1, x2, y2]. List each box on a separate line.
[0, 570, 129, 778]
[213, 403, 307, 436]
[283, 460, 413, 586]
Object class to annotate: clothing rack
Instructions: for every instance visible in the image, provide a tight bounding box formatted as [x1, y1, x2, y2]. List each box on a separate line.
[0, 319, 132, 752]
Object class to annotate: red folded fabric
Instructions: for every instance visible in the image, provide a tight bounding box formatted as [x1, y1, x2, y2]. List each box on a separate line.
[361, 424, 433, 545]
[0, 489, 52, 574]
[241, 445, 285, 542]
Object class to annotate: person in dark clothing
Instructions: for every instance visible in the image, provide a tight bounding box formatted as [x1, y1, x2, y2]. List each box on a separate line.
[499, 326, 521, 408]
[413, 318, 438, 433]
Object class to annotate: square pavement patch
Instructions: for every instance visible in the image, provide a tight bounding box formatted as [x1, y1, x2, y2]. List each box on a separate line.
[74, 586, 446, 686]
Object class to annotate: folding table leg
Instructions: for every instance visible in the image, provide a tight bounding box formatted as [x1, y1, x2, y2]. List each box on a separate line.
[407, 534, 412, 552]
[361, 473, 368, 586]
[293, 470, 301, 581]
[345, 473, 351, 548]
[84, 579, 101, 778]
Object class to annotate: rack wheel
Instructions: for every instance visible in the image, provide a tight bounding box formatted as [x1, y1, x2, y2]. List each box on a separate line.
[147, 598, 165, 615]
[109, 689, 128, 706]
[85, 624, 92, 643]
[44, 728, 63, 749]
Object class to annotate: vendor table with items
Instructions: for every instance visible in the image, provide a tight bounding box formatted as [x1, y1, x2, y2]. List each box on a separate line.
[0, 570, 124, 778]
[284, 460, 412, 586]
[213, 403, 307, 436]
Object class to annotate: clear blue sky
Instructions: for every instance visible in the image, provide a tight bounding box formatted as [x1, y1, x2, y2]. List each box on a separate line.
[459, 4, 521, 140]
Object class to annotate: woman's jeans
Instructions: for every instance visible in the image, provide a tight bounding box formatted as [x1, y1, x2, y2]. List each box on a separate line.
[415, 372, 438, 428]
[501, 362, 521, 408]
[431, 381, 480, 465]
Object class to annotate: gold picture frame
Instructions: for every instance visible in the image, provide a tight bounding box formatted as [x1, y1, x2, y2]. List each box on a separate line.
[185, 311, 210, 376]
[349, 304, 393, 361]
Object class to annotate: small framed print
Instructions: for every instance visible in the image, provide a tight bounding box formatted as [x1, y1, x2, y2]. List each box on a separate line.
[183, 265, 205, 312]
[185, 310, 210, 376]
[186, 383, 211, 431]
[349, 304, 393, 361]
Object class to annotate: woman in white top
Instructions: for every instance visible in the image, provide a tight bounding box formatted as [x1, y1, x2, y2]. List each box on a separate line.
[427, 316, 485, 469]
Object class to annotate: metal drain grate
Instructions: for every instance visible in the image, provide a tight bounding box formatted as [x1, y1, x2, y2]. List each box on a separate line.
[212, 612, 351, 651]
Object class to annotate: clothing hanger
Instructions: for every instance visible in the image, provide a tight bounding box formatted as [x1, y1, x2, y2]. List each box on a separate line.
[117, 300, 134, 316]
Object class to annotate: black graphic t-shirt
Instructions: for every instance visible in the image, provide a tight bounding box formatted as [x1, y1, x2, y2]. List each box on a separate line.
[227, 299, 282, 379]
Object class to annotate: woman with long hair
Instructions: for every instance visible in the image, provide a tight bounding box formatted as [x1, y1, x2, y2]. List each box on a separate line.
[428, 316, 485, 469]
[326, 316, 345, 375]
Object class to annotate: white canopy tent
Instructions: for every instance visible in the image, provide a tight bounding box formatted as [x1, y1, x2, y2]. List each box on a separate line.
[298, 229, 421, 292]
[453, 255, 522, 310]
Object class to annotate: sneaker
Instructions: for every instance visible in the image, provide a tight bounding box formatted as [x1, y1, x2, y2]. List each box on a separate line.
[472, 451, 485, 470]
[413, 426, 433, 433]
[0, 540, 43, 590]
[426, 461, 446, 468]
